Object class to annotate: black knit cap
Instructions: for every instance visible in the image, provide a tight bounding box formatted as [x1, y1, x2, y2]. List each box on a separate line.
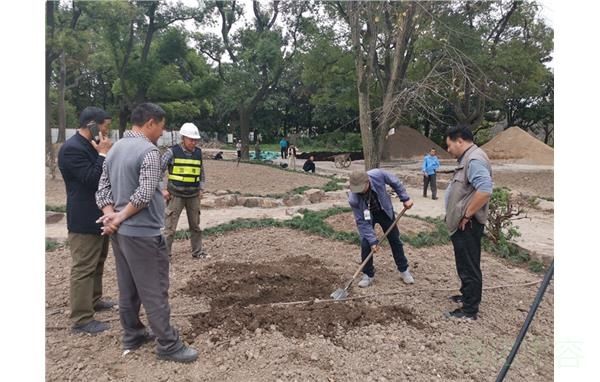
[79, 106, 110, 127]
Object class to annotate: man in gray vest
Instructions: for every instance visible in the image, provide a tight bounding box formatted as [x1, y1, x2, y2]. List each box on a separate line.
[444, 126, 493, 320]
[95, 103, 198, 363]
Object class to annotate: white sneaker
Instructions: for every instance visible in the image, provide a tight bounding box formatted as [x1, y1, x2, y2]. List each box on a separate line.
[357, 274, 374, 288]
[400, 270, 414, 284]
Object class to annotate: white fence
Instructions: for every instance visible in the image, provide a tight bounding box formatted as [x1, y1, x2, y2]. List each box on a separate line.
[50, 128, 216, 148]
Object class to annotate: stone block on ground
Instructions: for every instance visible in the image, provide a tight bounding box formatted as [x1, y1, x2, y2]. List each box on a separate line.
[46, 212, 65, 224]
[214, 194, 238, 208]
[283, 194, 308, 207]
[215, 190, 229, 196]
[535, 198, 554, 212]
[200, 198, 216, 208]
[304, 189, 325, 203]
[243, 197, 261, 208]
[258, 198, 283, 208]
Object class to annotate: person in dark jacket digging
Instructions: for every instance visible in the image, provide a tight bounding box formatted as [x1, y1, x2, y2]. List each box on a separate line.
[348, 169, 415, 287]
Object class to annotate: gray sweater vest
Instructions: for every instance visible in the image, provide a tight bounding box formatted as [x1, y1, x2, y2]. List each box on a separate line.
[106, 136, 165, 237]
[445, 144, 492, 235]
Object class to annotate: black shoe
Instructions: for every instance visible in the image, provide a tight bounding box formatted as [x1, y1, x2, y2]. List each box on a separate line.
[124, 330, 156, 351]
[445, 308, 477, 321]
[423, 194, 427, 198]
[72, 320, 110, 334]
[94, 299, 116, 312]
[432, 197, 438, 200]
[157, 346, 199, 363]
[448, 295, 464, 304]
[192, 251, 208, 259]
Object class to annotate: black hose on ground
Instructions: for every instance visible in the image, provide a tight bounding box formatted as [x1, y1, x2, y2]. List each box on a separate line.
[495, 259, 554, 382]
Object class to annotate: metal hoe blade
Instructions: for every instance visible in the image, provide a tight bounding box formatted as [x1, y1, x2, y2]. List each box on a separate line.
[330, 288, 348, 300]
[328, 207, 408, 302]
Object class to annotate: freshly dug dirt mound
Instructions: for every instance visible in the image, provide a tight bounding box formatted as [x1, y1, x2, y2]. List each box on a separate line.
[183, 255, 421, 341]
[182, 256, 340, 308]
[482, 126, 554, 165]
[382, 126, 452, 161]
[189, 302, 420, 341]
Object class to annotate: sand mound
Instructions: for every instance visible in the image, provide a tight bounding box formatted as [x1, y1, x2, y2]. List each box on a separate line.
[481, 126, 554, 165]
[382, 126, 452, 161]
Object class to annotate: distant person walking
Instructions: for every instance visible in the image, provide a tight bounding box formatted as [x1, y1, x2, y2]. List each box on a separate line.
[279, 137, 289, 159]
[422, 148, 440, 199]
[444, 126, 493, 321]
[236, 140, 242, 166]
[288, 145, 297, 170]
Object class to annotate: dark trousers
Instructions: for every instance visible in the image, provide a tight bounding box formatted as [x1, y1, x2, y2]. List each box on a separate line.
[360, 210, 409, 277]
[111, 233, 183, 355]
[451, 220, 484, 314]
[281, 147, 288, 159]
[423, 174, 437, 198]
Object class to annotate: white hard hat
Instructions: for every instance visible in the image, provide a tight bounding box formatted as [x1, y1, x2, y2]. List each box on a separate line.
[180, 122, 200, 139]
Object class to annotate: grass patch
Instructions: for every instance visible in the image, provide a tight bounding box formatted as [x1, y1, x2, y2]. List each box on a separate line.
[482, 237, 545, 273]
[322, 179, 345, 192]
[46, 238, 62, 252]
[175, 207, 359, 244]
[46, 204, 67, 213]
[538, 196, 554, 202]
[175, 207, 546, 274]
[400, 216, 450, 247]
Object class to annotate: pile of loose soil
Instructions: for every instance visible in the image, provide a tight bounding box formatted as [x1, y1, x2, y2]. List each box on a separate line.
[382, 126, 452, 161]
[482, 126, 554, 165]
[182, 256, 341, 308]
[183, 255, 421, 341]
[189, 302, 420, 341]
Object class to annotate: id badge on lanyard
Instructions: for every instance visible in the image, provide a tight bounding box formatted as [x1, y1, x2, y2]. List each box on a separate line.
[364, 209, 371, 221]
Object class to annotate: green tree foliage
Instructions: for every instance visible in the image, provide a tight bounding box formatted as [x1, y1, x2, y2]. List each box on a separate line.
[45, 0, 553, 156]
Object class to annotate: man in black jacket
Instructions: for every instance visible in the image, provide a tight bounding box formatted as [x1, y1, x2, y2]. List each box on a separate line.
[303, 155, 316, 173]
[58, 106, 115, 334]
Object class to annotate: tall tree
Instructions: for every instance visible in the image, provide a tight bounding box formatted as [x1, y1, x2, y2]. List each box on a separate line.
[334, 1, 423, 169]
[196, 1, 309, 159]
[89, 0, 204, 136]
[46, 1, 60, 176]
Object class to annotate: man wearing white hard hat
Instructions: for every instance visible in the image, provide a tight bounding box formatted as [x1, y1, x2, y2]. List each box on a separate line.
[161, 122, 207, 259]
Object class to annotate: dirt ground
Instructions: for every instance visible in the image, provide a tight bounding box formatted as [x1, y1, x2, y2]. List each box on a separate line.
[46, 225, 553, 381]
[45, 158, 554, 381]
[45, 159, 330, 206]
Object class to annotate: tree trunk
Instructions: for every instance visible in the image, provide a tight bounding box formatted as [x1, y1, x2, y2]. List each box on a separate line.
[57, 52, 67, 143]
[239, 105, 250, 160]
[46, 1, 57, 179]
[119, 103, 130, 139]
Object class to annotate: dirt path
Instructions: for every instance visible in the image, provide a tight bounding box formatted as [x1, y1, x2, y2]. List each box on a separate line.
[46, 183, 554, 264]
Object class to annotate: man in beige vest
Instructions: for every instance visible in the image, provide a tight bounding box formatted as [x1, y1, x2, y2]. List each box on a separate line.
[444, 127, 493, 320]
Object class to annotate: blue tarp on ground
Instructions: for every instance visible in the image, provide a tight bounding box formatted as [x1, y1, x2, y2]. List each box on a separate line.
[249, 150, 281, 161]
